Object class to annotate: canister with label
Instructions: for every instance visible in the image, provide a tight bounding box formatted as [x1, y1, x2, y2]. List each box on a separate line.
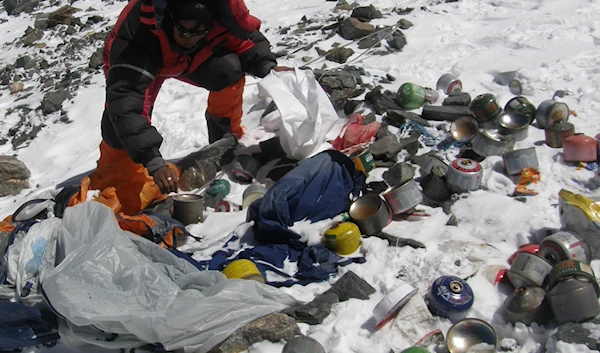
[503, 286, 548, 326]
[427, 276, 474, 318]
[470, 93, 503, 124]
[436, 74, 462, 94]
[545, 121, 575, 148]
[446, 158, 483, 193]
[504, 96, 536, 124]
[471, 129, 508, 157]
[536, 100, 569, 129]
[350, 148, 376, 174]
[507, 252, 553, 288]
[539, 230, 591, 265]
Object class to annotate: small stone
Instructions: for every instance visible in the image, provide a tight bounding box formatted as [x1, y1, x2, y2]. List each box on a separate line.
[397, 18, 414, 29]
[339, 17, 376, 40]
[302, 56, 312, 62]
[446, 214, 458, 226]
[322, 271, 375, 302]
[283, 292, 339, 325]
[9, 82, 24, 94]
[555, 322, 600, 350]
[325, 47, 355, 64]
[369, 134, 402, 161]
[382, 162, 414, 186]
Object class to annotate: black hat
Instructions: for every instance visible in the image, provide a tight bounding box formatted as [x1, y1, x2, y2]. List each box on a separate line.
[168, 0, 213, 25]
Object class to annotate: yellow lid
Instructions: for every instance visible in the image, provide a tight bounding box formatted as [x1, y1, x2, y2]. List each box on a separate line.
[222, 259, 265, 283]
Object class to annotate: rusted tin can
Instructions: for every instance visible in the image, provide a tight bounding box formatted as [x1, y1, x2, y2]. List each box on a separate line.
[539, 230, 591, 265]
[504, 96, 536, 124]
[507, 252, 553, 288]
[502, 147, 539, 175]
[471, 129, 508, 157]
[546, 260, 600, 324]
[545, 121, 575, 148]
[350, 148, 376, 174]
[446, 158, 483, 193]
[427, 276, 474, 318]
[563, 134, 598, 163]
[536, 100, 569, 129]
[470, 93, 503, 124]
[503, 286, 548, 325]
[436, 74, 462, 94]
[382, 179, 423, 215]
[215, 200, 242, 212]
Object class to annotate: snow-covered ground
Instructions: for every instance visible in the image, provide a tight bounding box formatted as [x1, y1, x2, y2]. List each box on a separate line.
[1, 0, 600, 352]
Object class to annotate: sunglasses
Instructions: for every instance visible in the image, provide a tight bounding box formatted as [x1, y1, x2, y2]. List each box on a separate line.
[170, 13, 211, 38]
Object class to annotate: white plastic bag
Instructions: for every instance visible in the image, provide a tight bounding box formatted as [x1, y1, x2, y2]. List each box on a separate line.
[258, 69, 339, 160]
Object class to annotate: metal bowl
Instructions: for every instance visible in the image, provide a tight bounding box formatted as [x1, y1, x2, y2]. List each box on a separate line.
[450, 116, 479, 142]
[349, 194, 392, 235]
[498, 112, 529, 130]
[446, 318, 497, 353]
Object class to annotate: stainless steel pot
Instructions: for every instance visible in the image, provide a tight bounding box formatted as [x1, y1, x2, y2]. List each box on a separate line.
[382, 179, 423, 215]
[172, 194, 204, 225]
[446, 318, 497, 353]
[471, 129, 509, 157]
[497, 113, 529, 141]
[349, 194, 392, 235]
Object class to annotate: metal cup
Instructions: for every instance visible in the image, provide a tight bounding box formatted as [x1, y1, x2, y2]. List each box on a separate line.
[172, 194, 204, 225]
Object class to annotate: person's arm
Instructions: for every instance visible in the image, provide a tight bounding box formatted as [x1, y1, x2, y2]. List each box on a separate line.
[211, 0, 262, 39]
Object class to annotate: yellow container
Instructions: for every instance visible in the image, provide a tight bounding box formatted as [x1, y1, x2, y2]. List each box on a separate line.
[323, 222, 362, 255]
[222, 259, 265, 283]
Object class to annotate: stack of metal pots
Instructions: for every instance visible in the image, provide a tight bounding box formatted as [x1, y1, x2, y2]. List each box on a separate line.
[503, 228, 600, 325]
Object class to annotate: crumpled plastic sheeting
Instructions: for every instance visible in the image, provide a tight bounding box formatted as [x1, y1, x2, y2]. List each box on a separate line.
[42, 202, 299, 352]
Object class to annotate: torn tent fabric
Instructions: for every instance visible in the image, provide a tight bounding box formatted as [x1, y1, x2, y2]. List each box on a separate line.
[197, 236, 366, 287]
[247, 150, 366, 250]
[41, 202, 298, 352]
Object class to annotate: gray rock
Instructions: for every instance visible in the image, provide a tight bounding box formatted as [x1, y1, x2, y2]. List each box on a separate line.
[208, 313, 301, 353]
[339, 17, 376, 40]
[446, 215, 458, 226]
[328, 88, 364, 110]
[555, 322, 600, 350]
[351, 5, 383, 22]
[322, 271, 376, 302]
[15, 55, 35, 70]
[86, 15, 103, 24]
[41, 89, 72, 115]
[385, 110, 431, 128]
[369, 134, 402, 161]
[363, 112, 376, 124]
[325, 48, 355, 64]
[374, 232, 426, 248]
[421, 105, 474, 122]
[0, 155, 30, 196]
[357, 37, 381, 49]
[4, 0, 39, 15]
[420, 172, 452, 203]
[374, 160, 395, 168]
[22, 28, 43, 46]
[386, 31, 407, 50]
[283, 292, 339, 325]
[376, 123, 394, 140]
[365, 86, 403, 115]
[400, 136, 420, 157]
[442, 92, 472, 106]
[397, 19, 414, 29]
[411, 151, 444, 167]
[177, 136, 238, 190]
[88, 48, 103, 69]
[383, 162, 415, 186]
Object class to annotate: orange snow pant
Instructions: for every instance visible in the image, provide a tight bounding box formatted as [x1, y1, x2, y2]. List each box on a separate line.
[68, 141, 180, 216]
[206, 76, 245, 139]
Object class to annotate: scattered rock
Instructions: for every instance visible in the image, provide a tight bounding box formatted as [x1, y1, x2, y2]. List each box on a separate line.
[421, 105, 474, 122]
[177, 137, 238, 190]
[376, 123, 394, 140]
[283, 292, 339, 325]
[442, 92, 472, 106]
[40, 89, 72, 115]
[350, 5, 383, 22]
[322, 271, 376, 302]
[383, 162, 415, 186]
[9, 82, 24, 94]
[374, 232, 426, 248]
[15, 55, 35, 70]
[369, 134, 402, 161]
[88, 47, 103, 69]
[0, 155, 30, 196]
[365, 86, 403, 115]
[339, 17, 376, 40]
[4, 0, 39, 15]
[325, 47, 355, 64]
[386, 31, 407, 50]
[22, 27, 44, 46]
[35, 5, 80, 29]
[446, 214, 458, 226]
[357, 37, 381, 49]
[555, 321, 600, 350]
[367, 181, 389, 194]
[397, 18, 414, 29]
[208, 313, 301, 353]
[421, 171, 452, 203]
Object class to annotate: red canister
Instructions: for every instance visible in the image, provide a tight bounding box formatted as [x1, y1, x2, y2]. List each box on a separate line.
[596, 133, 600, 165]
[563, 134, 598, 163]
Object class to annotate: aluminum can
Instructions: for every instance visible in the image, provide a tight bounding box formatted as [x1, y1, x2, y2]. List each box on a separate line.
[547, 275, 600, 324]
[502, 147, 539, 175]
[539, 230, 591, 265]
[382, 179, 423, 215]
[507, 252, 553, 288]
[215, 200, 242, 212]
[536, 100, 569, 128]
[470, 93, 503, 123]
[545, 121, 575, 148]
[350, 148, 376, 174]
[373, 283, 418, 330]
[436, 74, 463, 94]
[446, 158, 483, 193]
[504, 96, 536, 124]
[503, 286, 548, 325]
[497, 113, 529, 141]
[172, 194, 204, 225]
[471, 129, 508, 157]
[427, 276, 474, 318]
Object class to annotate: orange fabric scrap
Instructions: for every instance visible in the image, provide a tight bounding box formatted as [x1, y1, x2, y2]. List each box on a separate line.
[515, 167, 541, 195]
